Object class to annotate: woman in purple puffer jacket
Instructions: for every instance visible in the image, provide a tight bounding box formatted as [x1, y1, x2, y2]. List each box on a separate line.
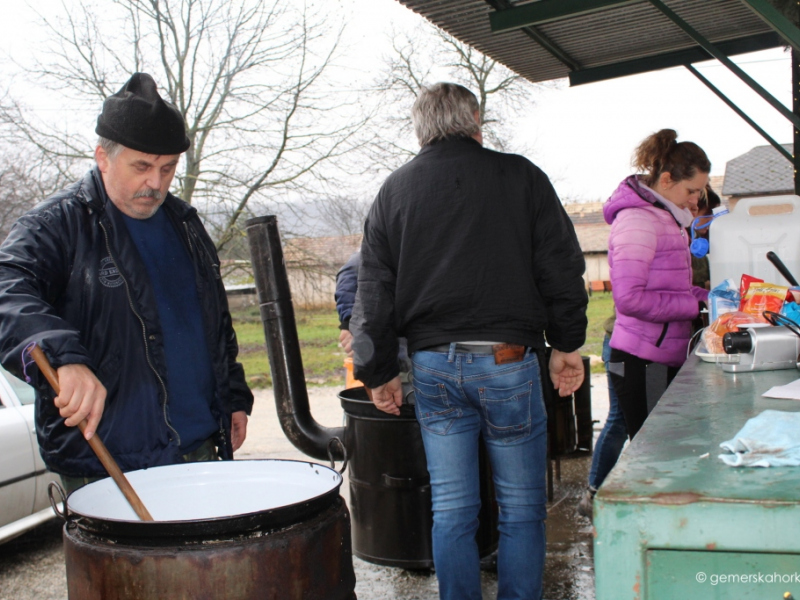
[604, 129, 710, 439]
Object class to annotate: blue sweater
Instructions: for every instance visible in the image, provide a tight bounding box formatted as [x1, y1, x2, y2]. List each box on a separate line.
[123, 209, 218, 452]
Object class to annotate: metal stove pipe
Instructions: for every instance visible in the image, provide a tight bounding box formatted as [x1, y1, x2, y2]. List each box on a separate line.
[245, 215, 344, 460]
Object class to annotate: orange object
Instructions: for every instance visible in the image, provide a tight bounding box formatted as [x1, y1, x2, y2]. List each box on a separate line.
[344, 357, 364, 389]
[740, 282, 787, 320]
[703, 311, 761, 354]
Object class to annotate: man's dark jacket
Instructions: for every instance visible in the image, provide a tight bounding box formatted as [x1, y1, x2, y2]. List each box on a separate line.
[0, 168, 253, 477]
[351, 137, 588, 388]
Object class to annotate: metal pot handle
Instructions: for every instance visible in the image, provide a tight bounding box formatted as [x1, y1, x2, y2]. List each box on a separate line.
[48, 481, 69, 522]
[327, 437, 348, 475]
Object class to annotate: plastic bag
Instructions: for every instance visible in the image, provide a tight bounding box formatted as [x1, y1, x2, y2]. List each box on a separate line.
[702, 311, 761, 355]
[708, 279, 740, 323]
[782, 301, 800, 324]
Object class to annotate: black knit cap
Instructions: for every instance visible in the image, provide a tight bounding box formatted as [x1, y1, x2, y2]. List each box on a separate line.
[95, 73, 190, 155]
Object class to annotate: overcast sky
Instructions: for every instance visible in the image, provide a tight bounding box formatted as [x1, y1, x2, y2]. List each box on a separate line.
[338, 0, 794, 203]
[2, 0, 794, 204]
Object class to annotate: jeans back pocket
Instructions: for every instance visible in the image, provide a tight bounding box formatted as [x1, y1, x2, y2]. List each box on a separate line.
[413, 379, 460, 435]
[479, 380, 532, 443]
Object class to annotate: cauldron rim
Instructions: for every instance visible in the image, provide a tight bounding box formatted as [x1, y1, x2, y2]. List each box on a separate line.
[65, 459, 342, 540]
[339, 386, 416, 420]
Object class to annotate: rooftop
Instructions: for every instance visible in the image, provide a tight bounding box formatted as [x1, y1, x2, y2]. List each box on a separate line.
[722, 143, 794, 197]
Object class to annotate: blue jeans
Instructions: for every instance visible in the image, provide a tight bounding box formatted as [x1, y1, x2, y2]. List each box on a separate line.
[588, 335, 627, 491]
[412, 345, 547, 600]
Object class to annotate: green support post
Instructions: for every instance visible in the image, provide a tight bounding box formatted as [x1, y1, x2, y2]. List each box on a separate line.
[647, 0, 800, 131]
[795, 49, 800, 196]
[686, 64, 792, 164]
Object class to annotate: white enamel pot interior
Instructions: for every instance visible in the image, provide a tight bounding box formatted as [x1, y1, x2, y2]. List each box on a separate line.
[66, 459, 342, 534]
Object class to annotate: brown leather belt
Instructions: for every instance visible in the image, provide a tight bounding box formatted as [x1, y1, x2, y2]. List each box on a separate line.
[423, 343, 527, 365]
[425, 343, 496, 354]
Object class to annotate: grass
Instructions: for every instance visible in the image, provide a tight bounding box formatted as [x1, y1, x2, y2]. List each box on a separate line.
[232, 305, 346, 389]
[582, 293, 615, 373]
[232, 295, 615, 388]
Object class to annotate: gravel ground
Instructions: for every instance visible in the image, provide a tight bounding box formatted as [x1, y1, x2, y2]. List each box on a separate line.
[0, 377, 607, 599]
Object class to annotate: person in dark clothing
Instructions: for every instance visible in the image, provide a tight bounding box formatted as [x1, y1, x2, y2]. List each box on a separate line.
[0, 73, 253, 492]
[336, 251, 411, 383]
[335, 251, 360, 356]
[350, 82, 588, 600]
[689, 185, 721, 290]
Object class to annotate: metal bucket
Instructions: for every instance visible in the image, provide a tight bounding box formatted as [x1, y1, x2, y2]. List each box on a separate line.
[54, 459, 355, 600]
[339, 387, 498, 569]
[574, 355, 593, 451]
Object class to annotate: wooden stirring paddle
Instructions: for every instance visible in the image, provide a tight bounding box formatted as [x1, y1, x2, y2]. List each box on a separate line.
[30, 345, 154, 521]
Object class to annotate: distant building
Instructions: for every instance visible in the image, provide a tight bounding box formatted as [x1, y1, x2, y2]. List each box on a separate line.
[282, 234, 362, 309]
[722, 143, 793, 209]
[224, 234, 361, 310]
[229, 202, 615, 309]
[564, 202, 611, 289]
[708, 175, 726, 206]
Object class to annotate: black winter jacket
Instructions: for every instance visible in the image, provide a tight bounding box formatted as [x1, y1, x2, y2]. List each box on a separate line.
[351, 137, 588, 388]
[0, 168, 253, 477]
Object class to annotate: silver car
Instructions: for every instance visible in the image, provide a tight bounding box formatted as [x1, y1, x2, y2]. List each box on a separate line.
[0, 367, 58, 543]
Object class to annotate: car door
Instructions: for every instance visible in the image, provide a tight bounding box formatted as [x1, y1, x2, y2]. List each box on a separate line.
[0, 370, 37, 526]
[2, 369, 58, 513]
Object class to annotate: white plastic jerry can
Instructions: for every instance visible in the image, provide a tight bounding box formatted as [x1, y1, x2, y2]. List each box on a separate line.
[708, 195, 800, 289]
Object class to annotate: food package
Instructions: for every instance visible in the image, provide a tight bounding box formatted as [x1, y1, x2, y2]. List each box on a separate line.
[708, 279, 740, 323]
[702, 311, 761, 355]
[740, 282, 788, 321]
[738, 274, 764, 310]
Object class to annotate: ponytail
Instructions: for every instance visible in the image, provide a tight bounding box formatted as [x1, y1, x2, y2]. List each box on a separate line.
[633, 129, 710, 186]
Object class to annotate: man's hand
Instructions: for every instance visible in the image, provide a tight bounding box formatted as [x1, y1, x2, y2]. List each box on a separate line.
[339, 330, 354, 357]
[367, 376, 403, 416]
[549, 349, 584, 397]
[231, 410, 248, 452]
[54, 364, 107, 440]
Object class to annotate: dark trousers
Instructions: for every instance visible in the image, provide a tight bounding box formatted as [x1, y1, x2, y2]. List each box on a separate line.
[608, 348, 679, 439]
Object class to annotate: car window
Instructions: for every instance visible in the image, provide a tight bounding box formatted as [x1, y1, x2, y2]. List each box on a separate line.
[0, 367, 36, 406]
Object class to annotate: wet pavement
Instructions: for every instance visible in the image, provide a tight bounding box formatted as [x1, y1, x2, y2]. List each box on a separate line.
[0, 376, 606, 600]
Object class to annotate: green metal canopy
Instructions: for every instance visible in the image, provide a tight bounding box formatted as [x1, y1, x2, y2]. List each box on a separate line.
[394, 0, 788, 86]
[395, 0, 800, 186]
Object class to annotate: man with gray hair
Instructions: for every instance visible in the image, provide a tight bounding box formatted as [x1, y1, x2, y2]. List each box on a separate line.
[351, 82, 587, 599]
[0, 73, 252, 492]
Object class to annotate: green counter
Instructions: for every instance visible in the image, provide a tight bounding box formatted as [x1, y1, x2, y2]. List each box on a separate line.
[595, 354, 800, 599]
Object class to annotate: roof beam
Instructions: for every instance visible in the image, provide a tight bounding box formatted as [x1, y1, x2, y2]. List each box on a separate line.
[484, 0, 581, 70]
[489, 0, 635, 33]
[739, 0, 800, 53]
[647, 0, 800, 131]
[685, 64, 793, 164]
[569, 32, 782, 86]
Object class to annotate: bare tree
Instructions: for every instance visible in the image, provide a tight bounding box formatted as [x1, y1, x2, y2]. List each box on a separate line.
[0, 0, 368, 251]
[303, 195, 370, 237]
[371, 22, 538, 172]
[0, 148, 69, 241]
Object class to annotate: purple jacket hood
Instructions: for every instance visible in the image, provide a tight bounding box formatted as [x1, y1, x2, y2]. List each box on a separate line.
[604, 176, 671, 225]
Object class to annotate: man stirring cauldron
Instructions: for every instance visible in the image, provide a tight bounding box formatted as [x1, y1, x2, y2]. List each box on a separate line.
[350, 82, 588, 600]
[0, 73, 253, 493]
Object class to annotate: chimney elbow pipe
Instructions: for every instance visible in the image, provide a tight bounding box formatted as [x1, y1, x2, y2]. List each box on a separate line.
[245, 216, 345, 461]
